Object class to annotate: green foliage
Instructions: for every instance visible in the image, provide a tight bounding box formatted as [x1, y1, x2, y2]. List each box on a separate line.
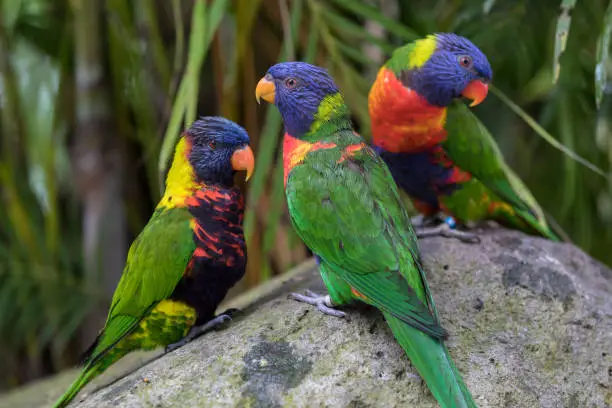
[0, 0, 92, 387]
[158, 0, 229, 188]
[0, 0, 610, 392]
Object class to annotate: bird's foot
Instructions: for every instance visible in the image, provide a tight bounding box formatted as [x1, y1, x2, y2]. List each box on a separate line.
[415, 216, 481, 244]
[165, 308, 239, 353]
[289, 289, 346, 318]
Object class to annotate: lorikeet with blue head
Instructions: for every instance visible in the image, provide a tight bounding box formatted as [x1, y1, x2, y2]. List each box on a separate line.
[256, 62, 476, 408]
[53, 117, 255, 408]
[369, 33, 564, 243]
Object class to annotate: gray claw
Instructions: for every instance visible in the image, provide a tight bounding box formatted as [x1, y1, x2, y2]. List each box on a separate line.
[304, 289, 321, 298]
[416, 223, 481, 244]
[289, 291, 347, 318]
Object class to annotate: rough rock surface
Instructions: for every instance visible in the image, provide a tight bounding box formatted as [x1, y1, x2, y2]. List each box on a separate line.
[2, 228, 612, 408]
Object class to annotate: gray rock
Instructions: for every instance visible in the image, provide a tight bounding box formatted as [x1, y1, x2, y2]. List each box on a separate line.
[2, 228, 611, 408]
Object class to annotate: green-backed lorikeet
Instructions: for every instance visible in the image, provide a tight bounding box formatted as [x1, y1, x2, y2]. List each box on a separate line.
[369, 33, 564, 243]
[53, 117, 255, 408]
[256, 62, 476, 408]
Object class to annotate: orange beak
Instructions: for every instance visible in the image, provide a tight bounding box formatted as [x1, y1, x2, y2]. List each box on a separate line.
[461, 80, 489, 107]
[255, 76, 276, 104]
[231, 145, 255, 182]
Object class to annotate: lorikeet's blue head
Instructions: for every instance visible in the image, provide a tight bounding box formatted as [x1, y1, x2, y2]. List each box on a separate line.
[255, 62, 342, 136]
[388, 33, 492, 107]
[186, 116, 254, 185]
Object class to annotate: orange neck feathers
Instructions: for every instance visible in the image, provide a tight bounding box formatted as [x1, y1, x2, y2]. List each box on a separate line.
[368, 67, 448, 153]
[282, 133, 336, 187]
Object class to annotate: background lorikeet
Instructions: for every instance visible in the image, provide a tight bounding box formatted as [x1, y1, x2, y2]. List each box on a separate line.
[256, 62, 476, 408]
[53, 117, 255, 408]
[369, 33, 564, 243]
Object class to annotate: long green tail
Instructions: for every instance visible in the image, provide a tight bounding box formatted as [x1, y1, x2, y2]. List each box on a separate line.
[53, 338, 131, 408]
[52, 363, 100, 408]
[490, 202, 561, 242]
[511, 208, 561, 242]
[383, 312, 477, 408]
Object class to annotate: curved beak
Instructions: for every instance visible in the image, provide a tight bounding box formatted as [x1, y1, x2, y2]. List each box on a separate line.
[255, 76, 276, 104]
[461, 79, 489, 107]
[231, 145, 255, 182]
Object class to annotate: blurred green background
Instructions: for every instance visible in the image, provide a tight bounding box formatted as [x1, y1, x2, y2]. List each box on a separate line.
[0, 0, 610, 392]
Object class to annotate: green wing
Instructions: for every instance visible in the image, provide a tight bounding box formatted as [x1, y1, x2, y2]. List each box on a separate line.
[88, 208, 195, 364]
[286, 134, 446, 339]
[443, 101, 557, 238]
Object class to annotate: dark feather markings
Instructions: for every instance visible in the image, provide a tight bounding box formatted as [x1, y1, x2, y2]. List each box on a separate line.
[374, 145, 460, 210]
[171, 187, 247, 325]
[79, 188, 246, 366]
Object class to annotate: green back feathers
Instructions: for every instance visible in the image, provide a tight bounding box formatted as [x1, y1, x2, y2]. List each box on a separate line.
[84, 208, 195, 364]
[444, 101, 560, 240]
[54, 208, 196, 408]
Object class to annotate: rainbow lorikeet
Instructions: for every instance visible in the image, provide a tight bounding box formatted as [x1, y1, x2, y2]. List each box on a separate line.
[53, 117, 255, 408]
[369, 33, 563, 243]
[256, 62, 476, 408]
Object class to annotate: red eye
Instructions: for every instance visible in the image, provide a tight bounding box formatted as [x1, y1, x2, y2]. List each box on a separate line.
[458, 55, 473, 69]
[208, 141, 216, 150]
[284, 77, 298, 89]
